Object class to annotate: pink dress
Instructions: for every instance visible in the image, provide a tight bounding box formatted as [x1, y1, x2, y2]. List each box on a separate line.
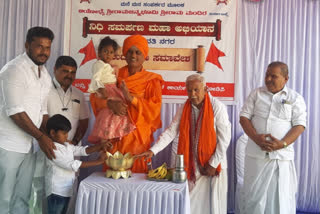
[88, 84, 136, 143]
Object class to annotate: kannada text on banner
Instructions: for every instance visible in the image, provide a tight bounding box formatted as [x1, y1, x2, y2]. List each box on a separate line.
[65, 0, 238, 103]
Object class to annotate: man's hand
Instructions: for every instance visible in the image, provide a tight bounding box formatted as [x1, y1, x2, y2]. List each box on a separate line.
[253, 133, 274, 152]
[265, 135, 284, 151]
[38, 135, 56, 160]
[107, 99, 128, 116]
[96, 88, 108, 99]
[100, 139, 113, 152]
[98, 151, 107, 162]
[240, 117, 274, 152]
[135, 150, 154, 159]
[204, 163, 217, 176]
[9, 112, 56, 159]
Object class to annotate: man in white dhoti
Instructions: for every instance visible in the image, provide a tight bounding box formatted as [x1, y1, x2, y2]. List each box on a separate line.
[239, 61, 307, 214]
[137, 74, 231, 214]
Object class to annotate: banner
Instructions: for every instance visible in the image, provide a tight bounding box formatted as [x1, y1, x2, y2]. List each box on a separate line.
[64, 0, 238, 103]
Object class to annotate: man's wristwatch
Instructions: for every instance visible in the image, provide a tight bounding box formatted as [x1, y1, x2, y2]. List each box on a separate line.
[283, 141, 288, 148]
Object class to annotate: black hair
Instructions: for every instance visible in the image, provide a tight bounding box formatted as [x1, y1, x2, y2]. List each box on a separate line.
[46, 114, 72, 133]
[26, 26, 54, 44]
[98, 36, 119, 53]
[54, 56, 78, 69]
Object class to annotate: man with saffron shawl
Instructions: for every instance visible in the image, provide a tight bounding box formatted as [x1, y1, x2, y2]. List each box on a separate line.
[137, 74, 231, 214]
[90, 34, 163, 173]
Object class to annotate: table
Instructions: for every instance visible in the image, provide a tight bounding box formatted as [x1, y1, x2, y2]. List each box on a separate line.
[75, 172, 190, 214]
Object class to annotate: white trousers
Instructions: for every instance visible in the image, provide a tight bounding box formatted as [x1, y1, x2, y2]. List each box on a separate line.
[0, 147, 36, 214]
[189, 169, 228, 214]
[241, 156, 297, 214]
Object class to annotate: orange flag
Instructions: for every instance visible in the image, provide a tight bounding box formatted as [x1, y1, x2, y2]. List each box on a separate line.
[205, 41, 226, 71]
[78, 39, 97, 66]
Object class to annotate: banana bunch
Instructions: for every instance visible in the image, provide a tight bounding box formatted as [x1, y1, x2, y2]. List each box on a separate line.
[148, 163, 167, 179]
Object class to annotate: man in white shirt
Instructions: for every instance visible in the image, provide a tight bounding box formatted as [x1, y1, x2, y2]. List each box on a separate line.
[32, 56, 90, 213]
[48, 56, 90, 144]
[137, 74, 231, 214]
[0, 26, 56, 214]
[240, 61, 307, 214]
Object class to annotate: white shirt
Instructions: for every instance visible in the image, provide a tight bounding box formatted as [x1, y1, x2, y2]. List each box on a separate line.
[45, 142, 88, 197]
[151, 93, 231, 170]
[47, 78, 90, 140]
[240, 86, 307, 160]
[0, 53, 52, 153]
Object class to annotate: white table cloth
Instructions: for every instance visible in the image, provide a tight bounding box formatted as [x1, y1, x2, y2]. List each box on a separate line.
[75, 172, 190, 214]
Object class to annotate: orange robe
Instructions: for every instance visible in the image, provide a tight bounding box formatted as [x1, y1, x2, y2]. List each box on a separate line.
[89, 94, 106, 117]
[90, 66, 163, 173]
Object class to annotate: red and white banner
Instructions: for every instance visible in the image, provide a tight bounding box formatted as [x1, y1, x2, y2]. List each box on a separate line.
[64, 0, 238, 103]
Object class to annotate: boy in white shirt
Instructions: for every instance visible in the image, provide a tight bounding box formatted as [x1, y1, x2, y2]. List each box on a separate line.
[45, 114, 111, 214]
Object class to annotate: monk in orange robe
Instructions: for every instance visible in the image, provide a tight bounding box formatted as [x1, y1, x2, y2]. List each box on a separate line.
[90, 35, 163, 173]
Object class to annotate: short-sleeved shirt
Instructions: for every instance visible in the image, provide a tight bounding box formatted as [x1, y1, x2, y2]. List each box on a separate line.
[47, 78, 90, 140]
[240, 86, 307, 160]
[0, 53, 52, 153]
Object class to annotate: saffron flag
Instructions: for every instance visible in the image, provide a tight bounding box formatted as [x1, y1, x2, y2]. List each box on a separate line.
[205, 41, 226, 71]
[78, 39, 97, 66]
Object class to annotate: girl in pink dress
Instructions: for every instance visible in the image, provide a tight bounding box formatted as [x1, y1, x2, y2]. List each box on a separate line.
[87, 37, 135, 144]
